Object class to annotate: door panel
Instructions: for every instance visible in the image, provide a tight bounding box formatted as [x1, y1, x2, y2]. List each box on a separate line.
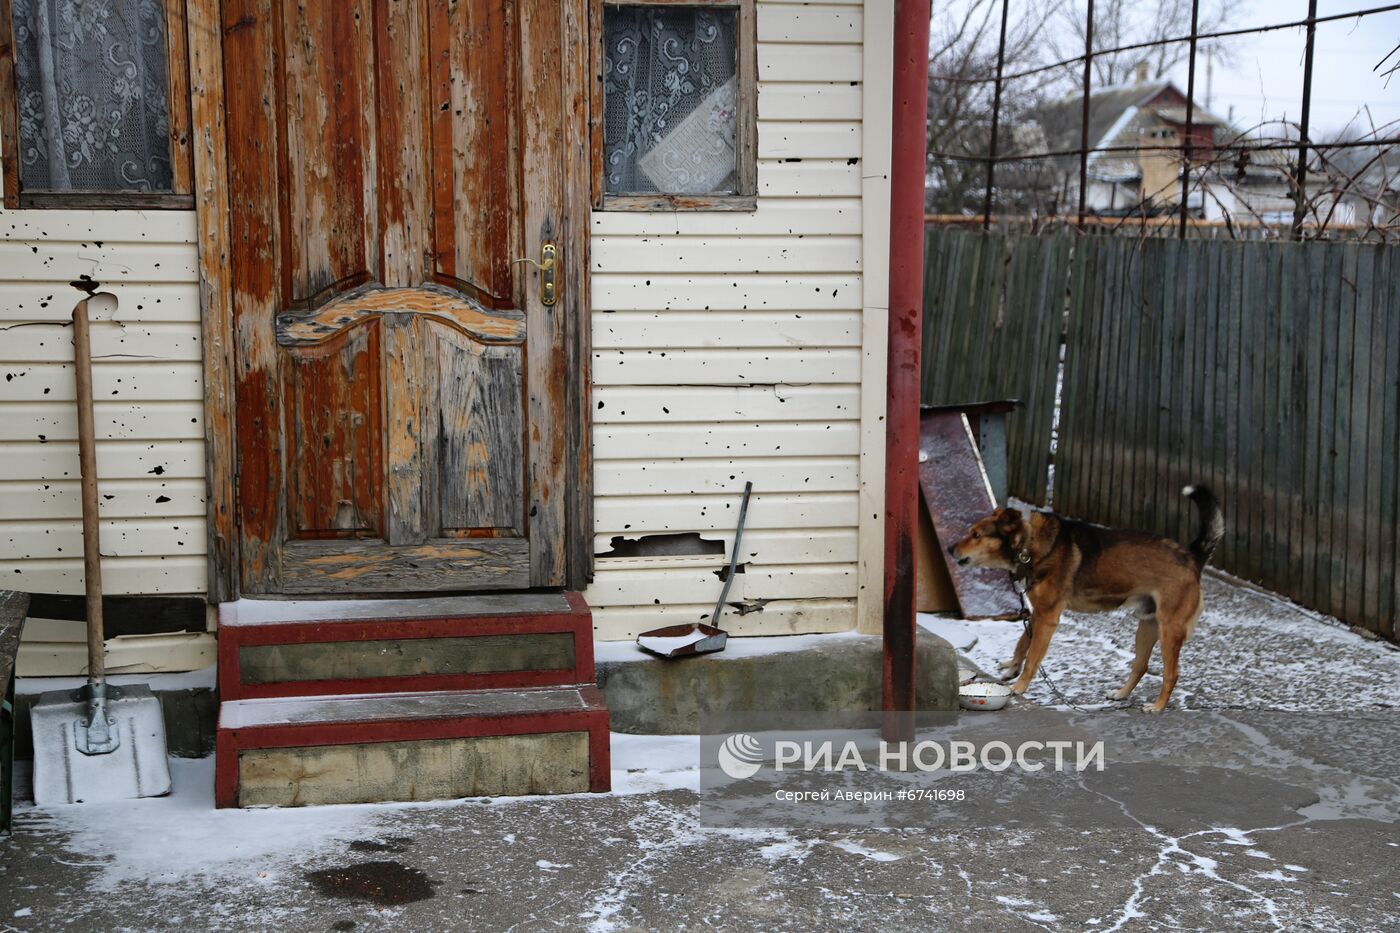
[222, 0, 569, 594]
[429, 0, 520, 307]
[283, 322, 383, 538]
[282, 0, 375, 302]
[435, 336, 525, 535]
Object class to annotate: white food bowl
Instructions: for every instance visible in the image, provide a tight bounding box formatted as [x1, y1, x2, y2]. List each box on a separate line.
[958, 682, 1014, 711]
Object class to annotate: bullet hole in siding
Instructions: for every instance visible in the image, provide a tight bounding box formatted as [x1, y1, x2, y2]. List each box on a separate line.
[155, 496, 171, 504]
[148, 465, 165, 475]
[103, 494, 114, 500]
[529, 505, 538, 517]
[595, 532, 724, 559]
[713, 563, 746, 582]
[847, 157, 858, 166]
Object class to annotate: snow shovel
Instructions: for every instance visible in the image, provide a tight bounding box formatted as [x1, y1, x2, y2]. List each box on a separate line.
[30, 297, 171, 807]
[637, 482, 752, 658]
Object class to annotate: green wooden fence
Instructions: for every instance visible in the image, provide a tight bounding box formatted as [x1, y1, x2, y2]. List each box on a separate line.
[923, 228, 1400, 640]
[920, 228, 1068, 503]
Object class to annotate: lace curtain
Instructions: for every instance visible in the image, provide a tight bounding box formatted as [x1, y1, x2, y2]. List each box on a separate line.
[603, 7, 738, 196]
[12, 0, 172, 192]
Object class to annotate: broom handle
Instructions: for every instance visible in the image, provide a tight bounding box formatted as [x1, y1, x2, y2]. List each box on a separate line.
[72, 299, 105, 686]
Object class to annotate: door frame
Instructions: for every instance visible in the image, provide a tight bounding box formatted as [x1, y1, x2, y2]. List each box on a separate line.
[186, 0, 594, 602]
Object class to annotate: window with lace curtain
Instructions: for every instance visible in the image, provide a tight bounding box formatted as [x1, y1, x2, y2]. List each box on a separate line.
[1, 0, 193, 209]
[598, 0, 756, 210]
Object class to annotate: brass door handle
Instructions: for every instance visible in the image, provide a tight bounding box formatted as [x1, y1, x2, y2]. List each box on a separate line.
[512, 242, 558, 306]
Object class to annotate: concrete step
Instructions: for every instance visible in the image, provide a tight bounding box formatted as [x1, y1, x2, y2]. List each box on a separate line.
[216, 685, 610, 807]
[597, 630, 959, 733]
[217, 591, 594, 700]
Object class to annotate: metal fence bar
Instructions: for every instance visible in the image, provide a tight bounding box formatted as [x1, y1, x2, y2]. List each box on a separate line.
[929, 135, 1400, 166]
[1076, 0, 1093, 229]
[982, 0, 1010, 231]
[1293, 0, 1319, 240]
[1178, 0, 1200, 240]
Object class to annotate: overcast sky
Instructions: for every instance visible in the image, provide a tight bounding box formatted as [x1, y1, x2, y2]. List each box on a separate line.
[934, 1, 1400, 140]
[1166, 0, 1400, 139]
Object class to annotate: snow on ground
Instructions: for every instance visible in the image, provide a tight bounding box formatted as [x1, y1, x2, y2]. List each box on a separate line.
[7, 732, 705, 894]
[926, 573, 1398, 711]
[7, 574, 1391, 922]
[15, 758, 379, 891]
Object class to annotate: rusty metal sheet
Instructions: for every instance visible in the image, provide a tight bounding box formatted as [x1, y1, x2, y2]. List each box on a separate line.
[918, 410, 1022, 620]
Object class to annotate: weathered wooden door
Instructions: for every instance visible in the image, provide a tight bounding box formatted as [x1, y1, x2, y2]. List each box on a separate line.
[219, 0, 578, 595]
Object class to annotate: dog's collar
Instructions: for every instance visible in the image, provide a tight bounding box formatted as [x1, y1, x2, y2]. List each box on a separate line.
[1009, 546, 1034, 592]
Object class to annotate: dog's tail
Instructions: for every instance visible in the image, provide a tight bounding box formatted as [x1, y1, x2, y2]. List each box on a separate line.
[1182, 484, 1223, 569]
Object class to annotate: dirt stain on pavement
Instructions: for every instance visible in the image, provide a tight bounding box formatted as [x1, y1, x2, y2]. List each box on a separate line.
[349, 836, 414, 854]
[304, 860, 435, 906]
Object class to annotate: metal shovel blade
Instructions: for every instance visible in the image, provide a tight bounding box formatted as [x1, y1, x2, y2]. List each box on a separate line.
[636, 623, 729, 659]
[29, 684, 172, 807]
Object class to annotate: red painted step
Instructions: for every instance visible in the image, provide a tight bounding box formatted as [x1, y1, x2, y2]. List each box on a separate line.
[217, 591, 595, 701]
[216, 684, 611, 807]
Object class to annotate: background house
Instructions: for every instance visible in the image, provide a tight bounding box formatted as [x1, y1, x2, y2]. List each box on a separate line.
[1035, 64, 1346, 227]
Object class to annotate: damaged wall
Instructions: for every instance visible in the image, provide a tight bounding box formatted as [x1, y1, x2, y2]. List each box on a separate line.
[584, 0, 889, 639]
[0, 0, 894, 662]
[0, 206, 209, 672]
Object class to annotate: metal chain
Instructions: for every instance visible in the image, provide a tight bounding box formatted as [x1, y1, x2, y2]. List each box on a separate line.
[1010, 566, 1131, 714]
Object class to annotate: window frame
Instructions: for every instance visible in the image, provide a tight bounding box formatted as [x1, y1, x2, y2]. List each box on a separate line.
[592, 0, 757, 212]
[0, 0, 194, 210]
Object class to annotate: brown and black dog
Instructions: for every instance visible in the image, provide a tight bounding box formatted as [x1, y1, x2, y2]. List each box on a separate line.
[949, 486, 1223, 712]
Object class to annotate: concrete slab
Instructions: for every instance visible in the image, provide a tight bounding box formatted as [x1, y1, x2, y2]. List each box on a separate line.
[597, 631, 959, 733]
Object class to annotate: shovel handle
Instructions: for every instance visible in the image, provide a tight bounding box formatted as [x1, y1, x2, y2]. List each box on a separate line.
[72, 299, 105, 685]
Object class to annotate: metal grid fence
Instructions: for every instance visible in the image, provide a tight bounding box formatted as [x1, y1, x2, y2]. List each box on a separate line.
[928, 1, 1400, 240]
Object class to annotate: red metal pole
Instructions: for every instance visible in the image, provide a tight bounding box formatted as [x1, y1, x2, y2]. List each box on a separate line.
[883, 0, 932, 744]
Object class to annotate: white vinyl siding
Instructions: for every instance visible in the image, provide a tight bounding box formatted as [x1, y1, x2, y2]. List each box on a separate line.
[0, 206, 210, 673]
[0, 209, 206, 596]
[586, 0, 877, 640]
